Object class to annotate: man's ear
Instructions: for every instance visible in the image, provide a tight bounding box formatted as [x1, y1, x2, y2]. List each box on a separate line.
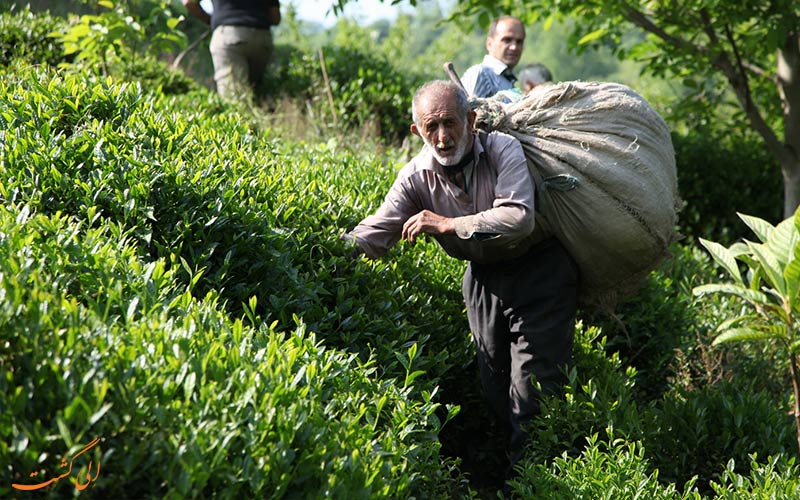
[410, 123, 420, 137]
[467, 110, 477, 131]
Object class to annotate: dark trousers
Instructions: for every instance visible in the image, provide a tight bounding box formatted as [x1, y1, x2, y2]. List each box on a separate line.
[462, 238, 578, 463]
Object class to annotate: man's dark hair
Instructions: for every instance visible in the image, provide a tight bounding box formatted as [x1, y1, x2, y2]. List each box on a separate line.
[488, 16, 523, 37]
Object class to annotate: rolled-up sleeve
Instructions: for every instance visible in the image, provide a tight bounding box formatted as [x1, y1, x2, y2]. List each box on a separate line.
[346, 132, 536, 263]
[452, 135, 535, 246]
[348, 174, 419, 259]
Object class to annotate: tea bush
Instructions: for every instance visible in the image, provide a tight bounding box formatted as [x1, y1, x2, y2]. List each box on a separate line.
[0, 6, 69, 67]
[0, 202, 465, 498]
[0, 64, 473, 497]
[0, 207, 462, 498]
[5, 13, 800, 498]
[263, 44, 426, 144]
[709, 455, 800, 498]
[673, 128, 782, 245]
[0, 65, 473, 393]
[513, 435, 702, 499]
[644, 381, 797, 491]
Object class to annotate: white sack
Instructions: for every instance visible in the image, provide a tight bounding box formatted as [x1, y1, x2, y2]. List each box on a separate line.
[475, 81, 682, 308]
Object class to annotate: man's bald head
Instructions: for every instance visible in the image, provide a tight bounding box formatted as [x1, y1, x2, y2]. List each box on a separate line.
[411, 80, 470, 127]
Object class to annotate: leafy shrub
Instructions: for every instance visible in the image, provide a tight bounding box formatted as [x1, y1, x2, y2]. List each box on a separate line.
[0, 64, 474, 393]
[263, 44, 426, 144]
[512, 435, 701, 500]
[526, 325, 645, 466]
[709, 455, 800, 498]
[582, 243, 706, 401]
[0, 5, 70, 67]
[113, 55, 199, 95]
[52, 0, 187, 79]
[673, 128, 782, 245]
[0, 203, 465, 498]
[0, 65, 479, 497]
[643, 381, 797, 492]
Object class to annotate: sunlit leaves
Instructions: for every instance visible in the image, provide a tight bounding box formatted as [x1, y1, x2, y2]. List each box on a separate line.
[698, 238, 743, 283]
[694, 207, 800, 453]
[0, 62, 468, 496]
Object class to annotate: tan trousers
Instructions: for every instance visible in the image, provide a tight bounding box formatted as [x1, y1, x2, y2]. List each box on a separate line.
[209, 25, 273, 101]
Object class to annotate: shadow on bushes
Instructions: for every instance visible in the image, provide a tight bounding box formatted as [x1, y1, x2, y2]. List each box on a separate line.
[674, 128, 782, 246]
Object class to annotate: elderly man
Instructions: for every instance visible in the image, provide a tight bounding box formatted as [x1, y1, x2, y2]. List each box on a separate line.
[344, 80, 578, 474]
[461, 16, 526, 98]
[183, 0, 281, 101]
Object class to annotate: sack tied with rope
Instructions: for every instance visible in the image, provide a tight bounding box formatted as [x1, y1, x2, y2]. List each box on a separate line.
[471, 81, 682, 309]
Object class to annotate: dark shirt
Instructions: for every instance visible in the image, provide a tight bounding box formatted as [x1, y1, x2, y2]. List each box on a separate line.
[210, 0, 279, 30]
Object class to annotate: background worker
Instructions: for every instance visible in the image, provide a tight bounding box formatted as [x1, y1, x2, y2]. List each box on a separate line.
[519, 62, 553, 93]
[461, 16, 526, 98]
[183, 0, 281, 102]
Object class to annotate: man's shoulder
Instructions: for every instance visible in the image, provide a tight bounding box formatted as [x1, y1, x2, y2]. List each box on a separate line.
[397, 148, 437, 176]
[480, 130, 521, 149]
[463, 62, 492, 77]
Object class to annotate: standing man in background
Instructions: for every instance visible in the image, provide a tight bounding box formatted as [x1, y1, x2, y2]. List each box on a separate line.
[183, 0, 281, 102]
[461, 16, 526, 98]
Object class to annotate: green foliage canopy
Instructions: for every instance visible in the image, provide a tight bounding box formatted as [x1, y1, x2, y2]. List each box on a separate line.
[443, 0, 800, 218]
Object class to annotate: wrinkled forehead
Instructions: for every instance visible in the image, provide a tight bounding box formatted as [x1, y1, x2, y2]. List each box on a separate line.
[417, 89, 465, 121]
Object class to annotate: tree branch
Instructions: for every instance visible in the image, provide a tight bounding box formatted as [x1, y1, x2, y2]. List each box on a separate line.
[622, 4, 700, 55]
[622, 3, 784, 160]
[702, 9, 783, 157]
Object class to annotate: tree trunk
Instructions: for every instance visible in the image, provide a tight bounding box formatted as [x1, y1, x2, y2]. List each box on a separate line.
[789, 350, 800, 455]
[783, 160, 800, 219]
[779, 34, 800, 218]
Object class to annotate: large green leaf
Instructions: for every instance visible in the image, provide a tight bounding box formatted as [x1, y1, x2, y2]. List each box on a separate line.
[728, 241, 751, 258]
[713, 326, 787, 345]
[698, 238, 743, 284]
[739, 212, 775, 243]
[784, 257, 800, 312]
[746, 241, 786, 295]
[714, 314, 763, 332]
[692, 283, 769, 304]
[768, 216, 799, 265]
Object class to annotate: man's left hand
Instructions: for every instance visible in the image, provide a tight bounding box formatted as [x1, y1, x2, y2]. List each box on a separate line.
[402, 210, 455, 245]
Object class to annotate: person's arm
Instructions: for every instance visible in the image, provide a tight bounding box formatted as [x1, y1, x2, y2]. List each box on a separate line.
[451, 134, 535, 245]
[183, 0, 211, 25]
[346, 169, 422, 259]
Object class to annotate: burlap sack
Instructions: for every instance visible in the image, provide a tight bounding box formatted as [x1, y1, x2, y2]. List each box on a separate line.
[474, 81, 681, 309]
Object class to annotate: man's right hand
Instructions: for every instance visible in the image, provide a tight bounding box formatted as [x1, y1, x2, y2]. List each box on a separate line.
[401, 210, 455, 245]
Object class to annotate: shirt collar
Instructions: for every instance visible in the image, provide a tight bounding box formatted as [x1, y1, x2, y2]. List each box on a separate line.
[482, 54, 510, 76]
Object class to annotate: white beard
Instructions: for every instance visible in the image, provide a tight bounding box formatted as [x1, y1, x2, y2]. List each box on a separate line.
[423, 122, 470, 167]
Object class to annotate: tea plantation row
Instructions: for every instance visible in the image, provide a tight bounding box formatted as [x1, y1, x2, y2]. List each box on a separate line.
[0, 63, 475, 497]
[2, 59, 800, 499]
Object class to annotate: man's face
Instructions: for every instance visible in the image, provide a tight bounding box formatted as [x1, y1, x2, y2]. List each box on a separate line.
[487, 19, 525, 69]
[411, 92, 475, 167]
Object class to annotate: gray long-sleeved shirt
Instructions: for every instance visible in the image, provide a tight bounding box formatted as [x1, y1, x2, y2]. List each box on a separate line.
[349, 130, 538, 264]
